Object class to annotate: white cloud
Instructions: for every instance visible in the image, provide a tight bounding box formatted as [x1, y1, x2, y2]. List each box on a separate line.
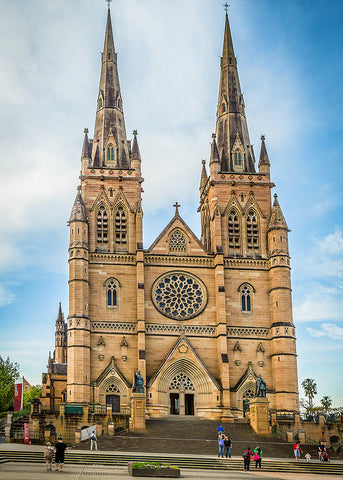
[307, 323, 343, 340]
[294, 283, 343, 322]
[0, 284, 16, 307]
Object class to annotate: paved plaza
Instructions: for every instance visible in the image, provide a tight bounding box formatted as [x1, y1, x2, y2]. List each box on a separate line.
[0, 463, 343, 480]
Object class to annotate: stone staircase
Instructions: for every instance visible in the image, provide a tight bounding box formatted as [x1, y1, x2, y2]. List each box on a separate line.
[74, 417, 339, 460]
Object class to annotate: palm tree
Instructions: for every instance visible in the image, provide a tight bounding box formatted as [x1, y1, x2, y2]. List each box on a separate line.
[301, 378, 317, 410]
[320, 395, 332, 412]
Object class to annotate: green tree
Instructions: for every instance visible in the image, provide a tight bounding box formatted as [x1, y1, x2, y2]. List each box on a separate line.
[301, 378, 317, 410]
[320, 395, 332, 412]
[23, 385, 42, 411]
[0, 356, 20, 412]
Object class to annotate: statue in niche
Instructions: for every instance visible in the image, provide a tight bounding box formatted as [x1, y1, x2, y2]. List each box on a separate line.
[255, 374, 267, 398]
[132, 370, 145, 393]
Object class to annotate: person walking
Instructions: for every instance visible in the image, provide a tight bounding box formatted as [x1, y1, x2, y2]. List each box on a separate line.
[218, 434, 225, 458]
[242, 447, 253, 471]
[90, 431, 98, 451]
[224, 436, 232, 458]
[253, 446, 262, 469]
[293, 441, 303, 462]
[44, 442, 54, 471]
[54, 437, 67, 471]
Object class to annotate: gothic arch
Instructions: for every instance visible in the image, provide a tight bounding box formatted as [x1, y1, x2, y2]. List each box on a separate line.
[113, 202, 128, 249]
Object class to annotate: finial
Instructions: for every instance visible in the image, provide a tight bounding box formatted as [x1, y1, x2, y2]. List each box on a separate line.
[223, 2, 230, 14]
[274, 193, 278, 199]
[106, 0, 112, 10]
[212, 133, 216, 139]
[202, 159, 206, 165]
[77, 185, 81, 193]
[261, 135, 265, 141]
[84, 128, 89, 135]
[173, 202, 181, 215]
[133, 130, 138, 136]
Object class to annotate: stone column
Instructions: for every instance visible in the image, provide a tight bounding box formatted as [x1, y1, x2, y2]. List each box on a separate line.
[131, 393, 146, 430]
[179, 390, 185, 416]
[249, 397, 270, 435]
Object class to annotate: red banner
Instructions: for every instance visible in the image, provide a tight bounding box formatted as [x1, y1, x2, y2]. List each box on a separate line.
[14, 382, 23, 412]
[24, 423, 29, 445]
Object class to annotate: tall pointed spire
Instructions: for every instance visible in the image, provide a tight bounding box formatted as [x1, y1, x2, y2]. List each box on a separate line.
[56, 302, 64, 323]
[258, 135, 270, 167]
[131, 130, 141, 161]
[215, 12, 255, 174]
[91, 6, 130, 169]
[69, 186, 88, 224]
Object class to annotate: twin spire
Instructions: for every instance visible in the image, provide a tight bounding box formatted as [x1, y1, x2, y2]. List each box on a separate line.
[81, 7, 140, 170]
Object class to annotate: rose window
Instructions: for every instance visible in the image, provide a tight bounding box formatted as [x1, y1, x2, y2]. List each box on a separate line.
[151, 272, 207, 320]
[169, 373, 195, 391]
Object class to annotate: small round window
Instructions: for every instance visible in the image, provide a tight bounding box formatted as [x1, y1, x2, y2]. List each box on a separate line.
[151, 272, 207, 320]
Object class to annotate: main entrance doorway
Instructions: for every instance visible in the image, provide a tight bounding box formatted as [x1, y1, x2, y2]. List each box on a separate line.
[106, 394, 120, 412]
[170, 393, 179, 415]
[185, 394, 194, 416]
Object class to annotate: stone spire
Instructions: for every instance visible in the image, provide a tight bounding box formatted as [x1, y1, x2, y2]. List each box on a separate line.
[91, 7, 130, 169]
[258, 135, 270, 168]
[56, 302, 64, 324]
[215, 12, 255, 174]
[199, 160, 208, 193]
[69, 186, 88, 223]
[81, 128, 91, 159]
[268, 194, 289, 231]
[131, 130, 141, 161]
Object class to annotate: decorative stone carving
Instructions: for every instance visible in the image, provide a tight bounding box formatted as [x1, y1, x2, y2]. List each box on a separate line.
[256, 342, 265, 352]
[235, 360, 241, 366]
[97, 336, 106, 346]
[233, 341, 242, 352]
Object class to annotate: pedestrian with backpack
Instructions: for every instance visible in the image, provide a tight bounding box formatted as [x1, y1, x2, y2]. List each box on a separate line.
[242, 447, 253, 471]
[90, 431, 98, 451]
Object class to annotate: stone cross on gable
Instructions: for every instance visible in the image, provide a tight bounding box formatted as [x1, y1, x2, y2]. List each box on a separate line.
[173, 202, 181, 215]
[223, 2, 230, 14]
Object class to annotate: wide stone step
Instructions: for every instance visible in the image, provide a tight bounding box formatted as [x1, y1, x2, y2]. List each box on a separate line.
[0, 450, 342, 475]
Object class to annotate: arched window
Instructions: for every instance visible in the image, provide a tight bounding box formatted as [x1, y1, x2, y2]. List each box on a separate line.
[115, 206, 127, 246]
[228, 210, 240, 252]
[107, 145, 115, 163]
[107, 280, 117, 306]
[222, 103, 226, 113]
[246, 210, 259, 250]
[241, 284, 252, 312]
[169, 229, 187, 253]
[97, 206, 108, 244]
[98, 97, 103, 109]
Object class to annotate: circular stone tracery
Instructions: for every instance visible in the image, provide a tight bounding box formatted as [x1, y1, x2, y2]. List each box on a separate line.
[151, 272, 207, 320]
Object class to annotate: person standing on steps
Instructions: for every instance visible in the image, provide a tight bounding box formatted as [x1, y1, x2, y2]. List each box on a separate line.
[218, 434, 225, 458]
[253, 446, 262, 469]
[44, 441, 54, 471]
[242, 447, 253, 471]
[293, 441, 303, 462]
[224, 436, 232, 458]
[217, 424, 224, 436]
[90, 431, 98, 451]
[54, 437, 67, 471]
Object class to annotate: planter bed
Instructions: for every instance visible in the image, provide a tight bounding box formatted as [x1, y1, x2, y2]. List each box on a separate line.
[128, 462, 180, 477]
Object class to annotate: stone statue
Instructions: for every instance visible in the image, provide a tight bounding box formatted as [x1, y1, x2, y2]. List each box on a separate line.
[255, 374, 267, 398]
[132, 370, 144, 393]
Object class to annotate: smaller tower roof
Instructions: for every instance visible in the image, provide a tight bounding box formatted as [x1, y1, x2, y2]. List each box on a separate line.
[258, 135, 270, 167]
[69, 186, 88, 223]
[209, 134, 220, 165]
[199, 160, 208, 192]
[81, 128, 91, 159]
[268, 194, 289, 231]
[131, 130, 141, 161]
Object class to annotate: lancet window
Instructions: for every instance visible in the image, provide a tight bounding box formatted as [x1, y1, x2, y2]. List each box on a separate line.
[115, 206, 127, 247]
[107, 280, 117, 306]
[97, 206, 108, 244]
[234, 150, 242, 166]
[169, 229, 187, 254]
[241, 284, 252, 312]
[107, 145, 115, 163]
[228, 210, 240, 252]
[246, 210, 259, 250]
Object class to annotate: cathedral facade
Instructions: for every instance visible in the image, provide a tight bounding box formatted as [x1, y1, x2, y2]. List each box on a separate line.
[42, 7, 299, 421]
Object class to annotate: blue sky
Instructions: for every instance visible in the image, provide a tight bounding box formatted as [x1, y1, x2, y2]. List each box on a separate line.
[0, 0, 342, 407]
